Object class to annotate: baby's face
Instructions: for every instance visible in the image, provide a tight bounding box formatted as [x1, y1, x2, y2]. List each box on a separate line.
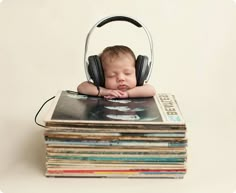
[103, 53, 136, 91]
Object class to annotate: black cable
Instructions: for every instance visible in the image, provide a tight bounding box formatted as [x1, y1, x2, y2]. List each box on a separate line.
[34, 96, 55, 128]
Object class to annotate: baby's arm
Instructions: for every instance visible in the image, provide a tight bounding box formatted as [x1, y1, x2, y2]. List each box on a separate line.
[77, 81, 125, 98]
[77, 81, 100, 96]
[127, 84, 156, 98]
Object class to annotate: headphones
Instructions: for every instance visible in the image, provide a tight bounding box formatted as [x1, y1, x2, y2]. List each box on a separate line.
[84, 15, 154, 87]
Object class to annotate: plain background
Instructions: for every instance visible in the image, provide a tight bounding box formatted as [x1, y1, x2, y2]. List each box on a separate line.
[0, 0, 236, 193]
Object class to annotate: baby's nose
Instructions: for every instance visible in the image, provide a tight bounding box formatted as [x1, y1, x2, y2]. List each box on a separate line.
[117, 74, 125, 82]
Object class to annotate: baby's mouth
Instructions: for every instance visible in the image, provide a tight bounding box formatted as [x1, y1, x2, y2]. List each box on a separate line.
[118, 85, 128, 91]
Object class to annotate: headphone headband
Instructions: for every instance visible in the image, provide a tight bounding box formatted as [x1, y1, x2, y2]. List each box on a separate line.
[97, 16, 142, 28]
[84, 15, 154, 82]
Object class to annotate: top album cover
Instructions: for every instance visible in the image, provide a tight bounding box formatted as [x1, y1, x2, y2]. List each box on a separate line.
[44, 90, 184, 126]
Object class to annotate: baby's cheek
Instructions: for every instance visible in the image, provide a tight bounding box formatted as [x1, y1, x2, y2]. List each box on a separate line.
[105, 80, 115, 89]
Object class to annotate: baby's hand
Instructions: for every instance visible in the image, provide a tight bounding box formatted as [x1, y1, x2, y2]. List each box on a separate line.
[102, 89, 122, 99]
[103, 89, 128, 99]
[118, 91, 129, 98]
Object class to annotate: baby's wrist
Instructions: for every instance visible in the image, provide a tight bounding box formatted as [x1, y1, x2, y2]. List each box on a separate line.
[126, 90, 130, 98]
[97, 88, 101, 96]
[98, 87, 105, 97]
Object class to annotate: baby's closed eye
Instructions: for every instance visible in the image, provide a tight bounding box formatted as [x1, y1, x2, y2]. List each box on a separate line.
[106, 73, 116, 78]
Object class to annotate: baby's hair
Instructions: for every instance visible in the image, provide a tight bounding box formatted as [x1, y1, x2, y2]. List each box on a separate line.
[100, 45, 136, 66]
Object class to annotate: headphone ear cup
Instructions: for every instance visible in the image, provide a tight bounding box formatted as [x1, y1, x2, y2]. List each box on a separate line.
[88, 55, 105, 87]
[135, 55, 150, 86]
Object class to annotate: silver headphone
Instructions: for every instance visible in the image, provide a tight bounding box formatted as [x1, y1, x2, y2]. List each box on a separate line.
[84, 15, 154, 84]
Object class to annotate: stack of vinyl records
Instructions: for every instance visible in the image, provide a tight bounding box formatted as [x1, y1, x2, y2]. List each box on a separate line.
[44, 90, 187, 178]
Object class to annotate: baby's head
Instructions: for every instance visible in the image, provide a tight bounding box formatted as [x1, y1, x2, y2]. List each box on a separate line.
[99, 45, 137, 91]
[100, 45, 136, 66]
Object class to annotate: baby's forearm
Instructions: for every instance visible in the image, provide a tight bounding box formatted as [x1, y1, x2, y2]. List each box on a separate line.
[77, 82, 114, 97]
[77, 81, 99, 96]
[127, 84, 156, 98]
[77, 82, 115, 97]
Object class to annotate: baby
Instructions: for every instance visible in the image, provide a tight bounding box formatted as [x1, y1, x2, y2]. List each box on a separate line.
[78, 45, 156, 99]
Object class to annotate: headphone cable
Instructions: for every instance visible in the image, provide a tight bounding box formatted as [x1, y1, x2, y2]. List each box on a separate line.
[34, 96, 55, 128]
